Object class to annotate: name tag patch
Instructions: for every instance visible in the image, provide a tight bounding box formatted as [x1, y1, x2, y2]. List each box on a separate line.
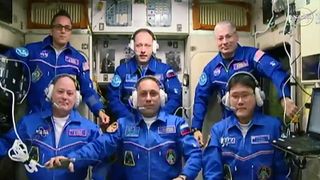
[251, 135, 270, 144]
[125, 126, 140, 137]
[233, 61, 248, 70]
[68, 129, 87, 137]
[158, 125, 176, 134]
[125, 74, 138, 83]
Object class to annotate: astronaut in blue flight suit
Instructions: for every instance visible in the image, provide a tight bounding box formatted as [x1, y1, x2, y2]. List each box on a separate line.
[192, 20, 298, 146]
[107, 28, 182, 119]
[203, 72, 290, 180]
[46, 76, 202, 180]
[0, 75, 105, 180]
[4, 10, 109, 123]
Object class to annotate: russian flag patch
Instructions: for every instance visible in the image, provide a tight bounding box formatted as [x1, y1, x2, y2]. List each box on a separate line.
[180, 122, 191, 136]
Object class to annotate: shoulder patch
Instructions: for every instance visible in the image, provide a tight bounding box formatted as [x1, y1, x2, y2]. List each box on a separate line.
[180, 122, 191, 136]
[199, 72, 208, 86]
[253, 50, 265, 62]
[111, 74, 122, 87]
[82, 62, 90, 71]
[15, 47, 29, 57]
[166, 69, 176, 78]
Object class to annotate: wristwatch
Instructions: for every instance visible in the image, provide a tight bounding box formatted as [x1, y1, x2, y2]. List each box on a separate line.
[191, 128, 201, 133]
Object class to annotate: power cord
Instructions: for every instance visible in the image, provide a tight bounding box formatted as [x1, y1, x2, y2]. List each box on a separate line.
[0, 82, 44, 173]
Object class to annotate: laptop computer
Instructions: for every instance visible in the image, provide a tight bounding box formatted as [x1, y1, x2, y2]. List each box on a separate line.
[272, 88, 320, 156]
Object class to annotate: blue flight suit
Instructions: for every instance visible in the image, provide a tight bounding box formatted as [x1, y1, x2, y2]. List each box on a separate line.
[5, 35, 104, 115]
[0, 109, 104, 180]
[203, 112, 289, 180]
[107, 57, 182, 118]
[67, 110, 202, 180]
[192, 44, 290, 130]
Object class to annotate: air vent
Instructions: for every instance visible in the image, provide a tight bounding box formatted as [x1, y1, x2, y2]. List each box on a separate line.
[200, 4, 247, 27]
[27, 0, 88, 29]
[193, 1, 251, 31]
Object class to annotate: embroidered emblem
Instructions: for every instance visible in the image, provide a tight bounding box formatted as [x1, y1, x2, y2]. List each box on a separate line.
[257, 166, 272, 180]
[39, 50, 48, 58]
[220, 136, 236, 147]
[251, 135, 270, 144]
[35, 126, 49, 137]
[82, 62, 90, 71]
[213, 67, 221, 76]
[254, 50, 265, 62]
[68, 129, 87, 137]
[166, 149, 176, 165]
[125, 74, 138, 83]
[199, 72, 208, 86]
[180, 123, 190, 136]
[65, 56, 79, 65]
[125, 126, 140, 137]
[166, 69, 176, 78]
[31, 66, 43, 83]
[15, 47, 29, 57]
[124, 151, 135, 166]
[233, 61, 249, 70]
[158, 125, 176, 134]
[111, 75, 122, 88]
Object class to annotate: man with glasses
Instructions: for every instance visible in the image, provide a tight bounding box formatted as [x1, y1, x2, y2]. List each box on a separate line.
[202, 72, 290, 179]
[4, 10, 109, 124]
[192, 20, 298, 146]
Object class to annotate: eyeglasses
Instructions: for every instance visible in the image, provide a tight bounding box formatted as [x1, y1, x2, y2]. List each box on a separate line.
[230, 92, 254, 102]
[52, 24, 72, 32]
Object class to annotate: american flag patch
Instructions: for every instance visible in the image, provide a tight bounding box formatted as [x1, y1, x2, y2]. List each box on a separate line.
[180, 123, 191, 136]
[253, 50, 265, 62]
[166, 69, 176, 78]
[82, 62, 90, 71]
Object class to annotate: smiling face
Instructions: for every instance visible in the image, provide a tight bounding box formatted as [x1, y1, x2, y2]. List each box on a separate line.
[51, 76, 77, 117]
[214, 22, 239, 59]
[50, 15, 72, 50]
[136, 78, 161, 117]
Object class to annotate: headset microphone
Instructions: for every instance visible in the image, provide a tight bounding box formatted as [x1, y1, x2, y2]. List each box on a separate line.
[53, 102, 61, 109]
[137, 106, 146, 110]
[229, 106, 236, 111]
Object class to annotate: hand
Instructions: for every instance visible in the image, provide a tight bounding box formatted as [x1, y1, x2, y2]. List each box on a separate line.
[106, 122, 119, 133]
[193, 130, 204, 147]
[172, 175, 187, 180]
[99, 110, 110, 124]
[280, 97, 298, 119]
[45, 156, 74, 172]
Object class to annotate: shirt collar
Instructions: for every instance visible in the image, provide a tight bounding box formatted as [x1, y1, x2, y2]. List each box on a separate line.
[134, 109, 167, 125]
[42, 35, 72, 52]
[41, 108, 81, 123]
[216, 44, 245, 66]
[226, 112, 265, 130]
[129, 56, 158, 75]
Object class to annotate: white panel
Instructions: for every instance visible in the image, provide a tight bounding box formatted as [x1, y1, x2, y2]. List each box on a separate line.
[301, 0, 320, 56]
[91, 0, 188, 34]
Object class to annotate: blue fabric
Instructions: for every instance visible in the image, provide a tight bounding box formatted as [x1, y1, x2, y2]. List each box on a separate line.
[192, 44, 290, 130]
[0, 109, 104, 180]
[68, 110, 202, 180]
[107, 57, 182, 119]
[203, 113, 289, 180]
[5, 35, 103, 115]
